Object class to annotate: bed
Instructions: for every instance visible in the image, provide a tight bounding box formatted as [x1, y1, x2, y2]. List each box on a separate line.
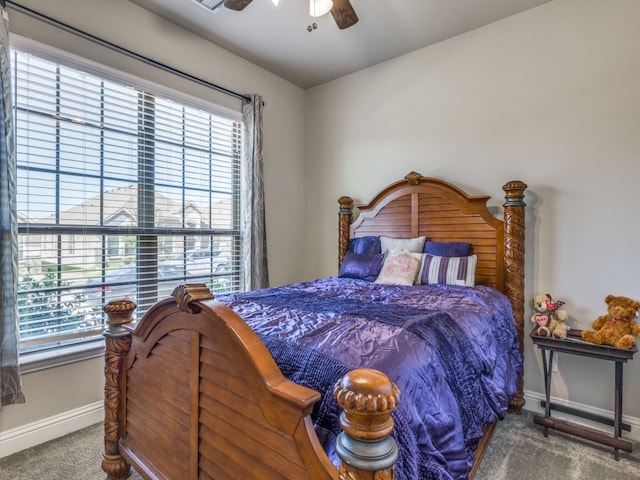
[101, 171, 527, 480]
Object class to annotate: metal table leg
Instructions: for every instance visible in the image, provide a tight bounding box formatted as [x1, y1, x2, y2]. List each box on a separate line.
[541, 348, 554, 437]
[614, 361, 623, 460]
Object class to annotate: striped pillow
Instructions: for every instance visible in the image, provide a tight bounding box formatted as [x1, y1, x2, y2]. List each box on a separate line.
[418, 254, 477, 287]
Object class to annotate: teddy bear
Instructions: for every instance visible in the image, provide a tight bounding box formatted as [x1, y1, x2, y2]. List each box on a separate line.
[581, 295, 640, 350]
[530, 293, 569, 339]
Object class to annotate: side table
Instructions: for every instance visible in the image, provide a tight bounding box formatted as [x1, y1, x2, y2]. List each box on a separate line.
[530, 327, 637, 460]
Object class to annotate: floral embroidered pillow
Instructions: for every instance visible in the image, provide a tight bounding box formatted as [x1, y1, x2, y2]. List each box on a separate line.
[375, 251, 422, 286]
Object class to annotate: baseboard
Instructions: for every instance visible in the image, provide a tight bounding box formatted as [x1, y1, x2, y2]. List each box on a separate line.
[2, 394, 637, 459]
[0, 401, 103, 458]
[524, 389, 640, 441]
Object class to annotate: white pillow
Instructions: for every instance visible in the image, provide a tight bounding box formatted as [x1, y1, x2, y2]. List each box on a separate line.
[375, 251, 422, 286]
[379, 235, 426, 254]
[418, 254, 477, 287]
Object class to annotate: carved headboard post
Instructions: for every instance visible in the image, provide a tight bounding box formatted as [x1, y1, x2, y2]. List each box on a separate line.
[502, 180, 527, 414]
[338, 196, 354, 270]
[102, 299, 137, 480]
[334, 369, 401, 480]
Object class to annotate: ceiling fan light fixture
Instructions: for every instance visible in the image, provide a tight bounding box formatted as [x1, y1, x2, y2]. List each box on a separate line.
[309, 0, 333, 17]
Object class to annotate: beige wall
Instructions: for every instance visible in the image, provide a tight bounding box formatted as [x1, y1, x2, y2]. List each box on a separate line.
[0, 0, 306, 443]
[305, 0, 640, 421]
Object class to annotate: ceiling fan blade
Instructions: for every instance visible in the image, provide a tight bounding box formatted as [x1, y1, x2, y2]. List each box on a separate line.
[331, 0, 359, 29]
[224, 0, 254, 11]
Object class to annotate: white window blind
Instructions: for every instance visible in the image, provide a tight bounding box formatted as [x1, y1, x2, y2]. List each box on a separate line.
[14, 48, 244, 353]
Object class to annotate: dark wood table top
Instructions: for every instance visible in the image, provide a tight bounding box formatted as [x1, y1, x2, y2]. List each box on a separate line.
[530, 327, 638, 361]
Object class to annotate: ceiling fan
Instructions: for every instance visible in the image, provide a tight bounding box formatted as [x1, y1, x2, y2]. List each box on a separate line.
[222, 0, 359, 30]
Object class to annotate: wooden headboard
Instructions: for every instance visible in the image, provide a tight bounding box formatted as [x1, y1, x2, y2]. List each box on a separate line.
[338, 171, 527, 412]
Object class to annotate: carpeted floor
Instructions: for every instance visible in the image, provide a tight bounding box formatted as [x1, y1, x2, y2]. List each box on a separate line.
[473, 410, 640, 480]
[1, 410, 639, 479]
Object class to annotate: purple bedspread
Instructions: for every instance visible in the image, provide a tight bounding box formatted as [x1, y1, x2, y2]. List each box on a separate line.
[218, 277, 522, 480]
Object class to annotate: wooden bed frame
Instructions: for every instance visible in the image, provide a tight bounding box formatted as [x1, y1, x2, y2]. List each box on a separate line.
[338, 171, 527, 415]
[102, 172, 527, 480]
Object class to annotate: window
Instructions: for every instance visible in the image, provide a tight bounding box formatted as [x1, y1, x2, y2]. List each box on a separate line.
[14, 46, 244, 354]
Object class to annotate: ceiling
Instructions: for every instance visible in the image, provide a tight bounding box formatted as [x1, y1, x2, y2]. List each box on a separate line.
[130, 0, 552, 89]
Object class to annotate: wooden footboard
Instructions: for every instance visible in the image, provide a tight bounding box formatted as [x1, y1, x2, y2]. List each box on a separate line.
[102, 285, 400, 480]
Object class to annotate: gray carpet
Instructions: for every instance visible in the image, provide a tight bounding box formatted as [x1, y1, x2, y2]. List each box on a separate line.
[1, 410, 639, 479]
[474, 410, 640, 479]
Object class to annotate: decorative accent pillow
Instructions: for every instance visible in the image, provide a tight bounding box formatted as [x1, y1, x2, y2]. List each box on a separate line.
[348, 236, 381, 255]
[424, 241, 471, 257]
[375, 251, 422, 286]
[339, 252, 385, 282]
[379, 235, 426, 254]
[418, 254, 477, 287]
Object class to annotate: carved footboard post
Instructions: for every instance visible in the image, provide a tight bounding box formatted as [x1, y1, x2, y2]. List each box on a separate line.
[102, 299, 136, 480]
[338, 196, 354, 270]
[333, 369, 401, 480]
[502, 180, 527, 414]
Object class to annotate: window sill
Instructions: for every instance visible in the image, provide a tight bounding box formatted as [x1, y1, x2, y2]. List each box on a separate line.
[19, 340, 105, 374]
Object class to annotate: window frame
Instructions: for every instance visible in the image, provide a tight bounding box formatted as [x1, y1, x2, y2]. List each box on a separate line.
[13, 36, 245, 367]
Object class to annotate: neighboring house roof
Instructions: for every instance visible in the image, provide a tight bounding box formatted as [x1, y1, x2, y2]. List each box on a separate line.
[22, 184, 233, 229]
[103, 208, 137, 226]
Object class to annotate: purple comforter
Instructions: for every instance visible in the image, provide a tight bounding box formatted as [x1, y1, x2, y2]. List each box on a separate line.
[219, 277, 522, 480]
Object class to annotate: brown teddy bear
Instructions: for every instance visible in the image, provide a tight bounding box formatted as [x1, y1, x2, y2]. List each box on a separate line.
[581, 295, 640, 350]
[530, 293, 569, 339]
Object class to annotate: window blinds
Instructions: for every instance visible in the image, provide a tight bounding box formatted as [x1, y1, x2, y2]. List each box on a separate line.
[14, 49, 243, 352]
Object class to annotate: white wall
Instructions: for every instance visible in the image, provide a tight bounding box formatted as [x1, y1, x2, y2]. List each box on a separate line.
[0, 0, 306, 453]
[305, 0, 640, 423]
[4, 0, 640, 457]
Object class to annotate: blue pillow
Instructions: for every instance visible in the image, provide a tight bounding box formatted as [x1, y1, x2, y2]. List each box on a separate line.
[348, 236, 381, 255]
[424, 241, 471, 257]
[339, 252, 385, 282]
